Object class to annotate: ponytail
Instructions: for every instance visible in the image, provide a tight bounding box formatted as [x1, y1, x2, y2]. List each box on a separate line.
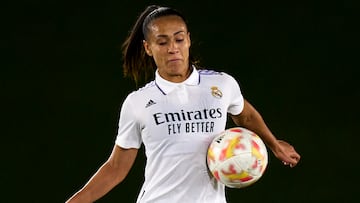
[121, 5, 159, 85]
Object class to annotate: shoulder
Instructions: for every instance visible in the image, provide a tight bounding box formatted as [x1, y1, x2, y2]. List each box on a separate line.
[123, 79, 165, 106]
[138, 80, 157, 92]
[197, 68, 238, 83]
[134, 80, 158, 94]
[198, 69, 223, 76]
[124, 80, 157, 101]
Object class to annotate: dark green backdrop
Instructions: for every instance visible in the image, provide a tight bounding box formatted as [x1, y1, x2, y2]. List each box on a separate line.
[3, 0, 359, 202]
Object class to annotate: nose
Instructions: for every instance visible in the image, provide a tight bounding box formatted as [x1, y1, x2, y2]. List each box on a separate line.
[167, 40, 179, 54]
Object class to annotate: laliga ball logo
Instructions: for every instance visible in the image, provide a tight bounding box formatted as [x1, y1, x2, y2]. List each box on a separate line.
[207, 127, 268, 188]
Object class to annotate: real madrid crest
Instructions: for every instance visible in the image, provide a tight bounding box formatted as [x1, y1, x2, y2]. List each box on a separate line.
[211, 86, 223, 99]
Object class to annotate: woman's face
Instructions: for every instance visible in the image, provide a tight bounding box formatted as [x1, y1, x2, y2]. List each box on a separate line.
[143, 15, 191, 83]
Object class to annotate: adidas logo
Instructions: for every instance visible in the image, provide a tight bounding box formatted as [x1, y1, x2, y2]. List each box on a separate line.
[145, 99, 156, 108]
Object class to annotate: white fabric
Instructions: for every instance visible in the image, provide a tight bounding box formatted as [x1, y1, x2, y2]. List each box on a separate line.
[115, 67, 244, 203]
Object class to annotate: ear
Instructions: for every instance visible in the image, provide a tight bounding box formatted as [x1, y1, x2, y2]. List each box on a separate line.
[143, 40, 152, 56]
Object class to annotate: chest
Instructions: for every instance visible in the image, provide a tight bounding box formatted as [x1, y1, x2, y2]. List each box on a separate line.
[139, 85, 229, 138]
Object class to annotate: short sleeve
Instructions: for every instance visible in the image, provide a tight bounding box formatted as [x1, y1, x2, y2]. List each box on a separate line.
[225, 73, 244, 115]
[115, 93, 142, 149]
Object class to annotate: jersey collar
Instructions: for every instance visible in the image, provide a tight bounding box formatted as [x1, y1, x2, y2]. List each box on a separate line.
[155, 66, 200, 95]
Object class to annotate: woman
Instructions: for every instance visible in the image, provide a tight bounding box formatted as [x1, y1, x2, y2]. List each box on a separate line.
[66, 5, 300, 203]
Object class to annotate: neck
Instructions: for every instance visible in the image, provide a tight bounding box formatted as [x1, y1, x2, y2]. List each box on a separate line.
[159, 65, 193, 83]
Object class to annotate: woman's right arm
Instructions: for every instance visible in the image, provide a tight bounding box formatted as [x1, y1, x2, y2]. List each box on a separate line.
[65, 145, 138, 203]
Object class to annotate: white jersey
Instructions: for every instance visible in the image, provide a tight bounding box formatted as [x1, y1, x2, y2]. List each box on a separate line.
[115, 67, 244, 203]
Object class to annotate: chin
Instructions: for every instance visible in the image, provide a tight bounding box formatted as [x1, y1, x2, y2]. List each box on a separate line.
[169, 66, 187, 75]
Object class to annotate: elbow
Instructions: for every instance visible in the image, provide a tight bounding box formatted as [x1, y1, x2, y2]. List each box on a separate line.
[232, 100, 263, 127]
[232, 113, 255, 127]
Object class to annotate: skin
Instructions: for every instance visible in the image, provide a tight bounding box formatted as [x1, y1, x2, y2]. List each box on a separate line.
[65, 146, 138, 203]
[143, 15, 191, 83]
[66, 15, 300, 203]
[231, 100, 301, 167]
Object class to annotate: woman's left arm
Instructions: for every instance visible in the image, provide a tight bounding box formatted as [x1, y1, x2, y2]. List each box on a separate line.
[231, 99, 301, 167]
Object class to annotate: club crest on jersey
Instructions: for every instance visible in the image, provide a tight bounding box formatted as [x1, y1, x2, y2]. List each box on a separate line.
[211, 86, 222, 99]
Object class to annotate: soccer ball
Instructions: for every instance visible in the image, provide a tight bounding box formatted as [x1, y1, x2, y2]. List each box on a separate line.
[207, 127, 268, 188]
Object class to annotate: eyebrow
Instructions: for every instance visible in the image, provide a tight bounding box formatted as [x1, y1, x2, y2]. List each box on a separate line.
[156, 31, 185, 38]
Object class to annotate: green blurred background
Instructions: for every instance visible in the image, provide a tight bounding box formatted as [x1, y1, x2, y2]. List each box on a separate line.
[2, 0, 359, 202]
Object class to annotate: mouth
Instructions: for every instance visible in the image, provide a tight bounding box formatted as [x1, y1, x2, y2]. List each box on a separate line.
[168, 58, 182, 63]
